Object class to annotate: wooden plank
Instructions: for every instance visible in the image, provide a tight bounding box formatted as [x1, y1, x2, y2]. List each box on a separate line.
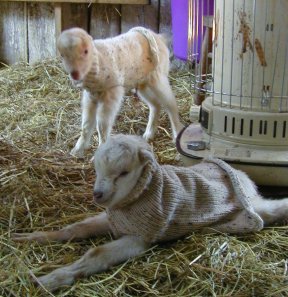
[159, 0, 171, 35]
[0, 2, 27, 64]
[54, 3, 62, 42]
[121, 0, 159, 33]
[143, 0, 159, 32]
[159, 0, 172, 55]
[0, 0, 149, 4]
[27, 3, 57, 63]
[90, 4, 121, 38]
[62, 3, 89, 31]
[121, 5, 144, 33]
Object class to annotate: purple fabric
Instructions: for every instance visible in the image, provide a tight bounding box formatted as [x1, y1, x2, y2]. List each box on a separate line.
[171, 0, 214, 61]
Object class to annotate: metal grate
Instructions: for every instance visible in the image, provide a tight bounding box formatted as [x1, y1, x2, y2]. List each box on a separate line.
[188, 0, 288, 113]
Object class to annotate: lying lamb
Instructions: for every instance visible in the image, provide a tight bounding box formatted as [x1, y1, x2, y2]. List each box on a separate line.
[13, 134, 288, 292]
[57, 27, 183, 156]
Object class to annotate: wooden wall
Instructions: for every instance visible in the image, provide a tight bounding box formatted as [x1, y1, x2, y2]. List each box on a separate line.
[0, 0, 172, 65]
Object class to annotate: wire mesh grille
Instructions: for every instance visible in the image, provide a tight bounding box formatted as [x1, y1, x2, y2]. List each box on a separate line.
[188, 0, 288, 112]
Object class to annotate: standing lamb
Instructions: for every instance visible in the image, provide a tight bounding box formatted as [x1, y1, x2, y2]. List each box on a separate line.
[57, 27, 183, 156]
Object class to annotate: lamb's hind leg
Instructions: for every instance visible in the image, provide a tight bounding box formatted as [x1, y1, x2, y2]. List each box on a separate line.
[251, 195, 288, 225]
[137, 86, 161, 140]
[147, 75, 183, 140]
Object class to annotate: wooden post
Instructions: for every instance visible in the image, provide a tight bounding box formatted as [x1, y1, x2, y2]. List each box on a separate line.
[0, 2, 28, 64]
[27, 3, 57, 63]
[54, 3, 62, 55]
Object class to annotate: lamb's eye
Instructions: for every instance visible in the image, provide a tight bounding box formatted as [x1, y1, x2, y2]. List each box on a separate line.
[84, 49, 88, 55]
[119, 171, 129, 177]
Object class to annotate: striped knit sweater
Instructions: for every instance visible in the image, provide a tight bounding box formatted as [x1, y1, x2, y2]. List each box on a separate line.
[107, 159, 264, 243]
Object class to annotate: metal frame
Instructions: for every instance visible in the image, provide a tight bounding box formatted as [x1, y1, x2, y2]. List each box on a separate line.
[0, 0, 149, 3]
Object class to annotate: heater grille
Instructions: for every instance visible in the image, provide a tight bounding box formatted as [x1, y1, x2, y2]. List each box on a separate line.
[201, 100, 288, 146]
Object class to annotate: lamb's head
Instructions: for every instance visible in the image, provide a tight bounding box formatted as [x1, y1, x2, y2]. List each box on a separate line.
[57, 27, 95, 81]
[93, 134, 156, 208]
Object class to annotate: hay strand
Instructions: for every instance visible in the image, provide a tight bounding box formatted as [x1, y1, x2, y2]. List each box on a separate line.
[0, 59, 287, 296]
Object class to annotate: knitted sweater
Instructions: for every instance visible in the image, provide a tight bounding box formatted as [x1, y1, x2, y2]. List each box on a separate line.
[107, 159, 264, 243]
[81, 27, 164, 94]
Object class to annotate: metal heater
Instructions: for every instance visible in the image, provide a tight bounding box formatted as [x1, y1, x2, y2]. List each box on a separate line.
[177, 0, 288, 186]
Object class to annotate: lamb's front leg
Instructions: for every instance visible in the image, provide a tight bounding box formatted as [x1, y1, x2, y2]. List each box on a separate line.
[12, 212, 110, 244]
[96, 86, 124, 144]
[35, 235, 148, 292]
[71, 90, 97, 157]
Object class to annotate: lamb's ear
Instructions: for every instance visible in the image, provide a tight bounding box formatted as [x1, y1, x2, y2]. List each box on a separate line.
[138, 145, 156, 165]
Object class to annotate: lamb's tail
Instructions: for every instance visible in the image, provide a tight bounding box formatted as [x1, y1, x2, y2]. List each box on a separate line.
[130, 27, 160, 66]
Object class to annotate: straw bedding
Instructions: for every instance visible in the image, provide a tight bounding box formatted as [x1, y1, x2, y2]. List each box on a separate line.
[0, 59, 287, 296]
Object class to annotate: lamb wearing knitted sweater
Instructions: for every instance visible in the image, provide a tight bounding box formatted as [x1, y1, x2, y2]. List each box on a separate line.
[57, 27, 183, 157]
[13, 135, 288, 292]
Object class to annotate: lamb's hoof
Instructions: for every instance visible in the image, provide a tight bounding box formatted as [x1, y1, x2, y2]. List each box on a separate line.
[70, 147, 85, 158]
[143, 132, 155, 142]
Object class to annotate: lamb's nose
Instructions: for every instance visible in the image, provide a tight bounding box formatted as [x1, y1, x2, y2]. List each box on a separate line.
[71, 71, 80, 80]
[93, 191, 103, 201]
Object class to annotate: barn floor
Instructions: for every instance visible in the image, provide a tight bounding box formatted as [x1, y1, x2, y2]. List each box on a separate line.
[0, 59, 287, 296]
